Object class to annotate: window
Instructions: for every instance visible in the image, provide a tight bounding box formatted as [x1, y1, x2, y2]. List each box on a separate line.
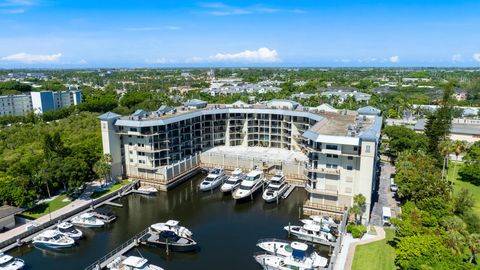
[365, 145, 371, 153]
[129, 159, 133, 162]
[348, 156, 353, 160]
[129, 151, 133, 154]
[327, 154, 338, 158]
[353, 146, 358, 151]
[326, 144, 338, 150]
[347, 165, 353, 171]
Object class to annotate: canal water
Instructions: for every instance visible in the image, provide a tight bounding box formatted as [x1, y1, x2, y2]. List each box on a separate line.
[9, 173, 330, 269]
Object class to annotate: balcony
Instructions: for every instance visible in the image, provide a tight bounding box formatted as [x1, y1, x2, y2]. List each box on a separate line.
[305, 184, 338, 196]
[304, 165, 340, 175]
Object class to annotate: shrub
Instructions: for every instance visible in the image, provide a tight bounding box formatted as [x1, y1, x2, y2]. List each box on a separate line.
[347, 223, 367, 238]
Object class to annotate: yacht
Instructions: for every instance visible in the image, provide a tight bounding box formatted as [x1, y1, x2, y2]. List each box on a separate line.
[141, 226, 198, 252]
[71, 212, 105, 228]
[150, 220, 193, 238]
[32, 230, 75, 249]
[199, 167, 226, 191]
[262, 172, 289, 203]
[56, 221, 83, 239]
[300, 216, 338, 236]
[137, 186, 158, 195]
[254, 242, 327, 270]
[232, 169, 265, 201]
[284, 224, 336, 244]
[0, 251, 25, 270]
[220, 168, 245, 193]
[256, 239, 328, 267]
[107, 256, 163, 270]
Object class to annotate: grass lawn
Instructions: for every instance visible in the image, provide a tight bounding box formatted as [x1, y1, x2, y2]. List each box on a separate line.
[22, 194, 71, 219]
[90, 181, 128, 199]
[352, 228, 396, 270]
[448, 161, 480, 215]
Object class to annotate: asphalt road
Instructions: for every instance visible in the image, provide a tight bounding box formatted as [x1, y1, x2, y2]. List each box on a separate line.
[369, 160, 400, 226]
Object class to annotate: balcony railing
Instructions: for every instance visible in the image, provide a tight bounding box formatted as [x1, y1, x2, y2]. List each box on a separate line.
[305, 184, 339, 196]
[304, 165, 340, 175]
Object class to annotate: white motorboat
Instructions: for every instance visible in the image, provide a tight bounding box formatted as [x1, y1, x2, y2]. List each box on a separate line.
[262, 173, 289, 203]
[107, 256, 164, 270]
[220, 168, 245, 193]
[254, 242, 326, 270]
[232, 169, 265, 201]
[56, 221, 83, 239]
[256, 239, 328, 268]
[284, 224, 336, 244]
[199, 167, 226, 191]
[71, 212, 105, 228]
[0, 251, 25, 270]
[137, 186, 158, 195]
[32, 230, 75, 249]
[150, 220, 193, 238]
[300, 215, 336, 226]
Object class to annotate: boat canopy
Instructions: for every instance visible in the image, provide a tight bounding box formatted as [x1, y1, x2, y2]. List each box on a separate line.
[122, 256, 148, 268]
[79, 212, 95, 218]
[57, 222, 73, 229]
[303, 224, 321, 232]
[40, 229, 61, 238]
[165, 220, 179, 226]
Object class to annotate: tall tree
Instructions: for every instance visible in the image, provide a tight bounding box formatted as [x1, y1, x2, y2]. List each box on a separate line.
[451, 140, 466, 187]
[93, 154, 112, 184]
[438, 140, 453, 181]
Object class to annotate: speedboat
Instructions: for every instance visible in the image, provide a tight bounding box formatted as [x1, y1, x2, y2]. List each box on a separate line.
[254, 242, 327, 270]
[0, 251, 25, 269]
[32, 230, 75, 249]
[137, 186, 158, 195]
[220, 168, 245, 193]
[141, 227, 198, 252]
[56, 221, 83, 239]
[256, 239, 328, 267]
[262, 172, 289, 203]
[150, 220, 193, 238]
[300, 216, 338, 236]
[71, 212, 105, 228]
[232, 169, 265, 201]
[284, 224, 336, 244]
[107, 256, 164, 270]
[199, 167, 226, 191]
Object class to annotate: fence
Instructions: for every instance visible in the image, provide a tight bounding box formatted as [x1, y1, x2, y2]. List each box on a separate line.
[0, 181, 136, 251]
[327, 208, 349, 270]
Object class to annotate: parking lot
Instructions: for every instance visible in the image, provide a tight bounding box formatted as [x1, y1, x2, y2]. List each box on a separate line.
[369, 160, 401, 226]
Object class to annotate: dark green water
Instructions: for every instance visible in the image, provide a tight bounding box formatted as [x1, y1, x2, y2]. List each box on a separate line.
[9, 173, 330, 269]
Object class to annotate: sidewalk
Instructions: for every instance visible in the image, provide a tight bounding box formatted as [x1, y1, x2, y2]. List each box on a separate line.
[334, 226, 386, 270]
[0, 182, 101, 244]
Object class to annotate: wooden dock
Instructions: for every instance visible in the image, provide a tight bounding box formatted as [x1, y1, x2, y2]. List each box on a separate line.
[84, 228, 149, 270]
[102, 201, 123, 208]
[281, 185, 296, 199]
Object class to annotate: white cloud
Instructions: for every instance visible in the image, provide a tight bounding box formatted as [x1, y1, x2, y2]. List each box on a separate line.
[1, 52, 62, 63]
[452, 54, 463, 62]
[78, 59, 88, 65]
[0, 0, 35, 13]
[389, 55, 400, 63]
[124, 26, 181, 31]
[198, 2, 304, 16]
[208, 47, 279, 62]
[473, 53, 480, 62]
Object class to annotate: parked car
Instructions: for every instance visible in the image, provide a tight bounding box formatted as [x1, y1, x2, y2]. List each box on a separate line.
[390, 178, 398, 192]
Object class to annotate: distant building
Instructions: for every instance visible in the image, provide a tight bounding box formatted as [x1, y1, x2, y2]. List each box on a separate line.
[183, 99, 208, 109]
[290, 92, 317, 99]
[0, 91, 82, 116]
[321, 89, 371, 103]
[454, 88, 467, 101]
[414, 118, 480, 143]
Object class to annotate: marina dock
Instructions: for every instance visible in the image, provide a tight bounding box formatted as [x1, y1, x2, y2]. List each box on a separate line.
[281, 185, 296, 199]
[102, 201, 123, 208]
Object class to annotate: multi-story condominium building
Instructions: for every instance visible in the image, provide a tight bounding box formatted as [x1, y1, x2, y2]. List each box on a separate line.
[0, 91, 82, 116]
[99, 100, 382, 222]
[0, 94, 33, 116]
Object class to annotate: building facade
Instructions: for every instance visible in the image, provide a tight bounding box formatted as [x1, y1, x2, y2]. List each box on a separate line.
[99, 101, 381, 222]
[0, 90, 82, 116]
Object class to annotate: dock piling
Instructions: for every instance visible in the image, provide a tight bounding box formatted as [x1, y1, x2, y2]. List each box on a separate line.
[288, 222, 291, 237]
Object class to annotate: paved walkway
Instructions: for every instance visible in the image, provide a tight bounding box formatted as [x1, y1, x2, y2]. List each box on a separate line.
[0, 182, 101, 244]
[370, 161, 400, 226]
[334, 226, 385, 270]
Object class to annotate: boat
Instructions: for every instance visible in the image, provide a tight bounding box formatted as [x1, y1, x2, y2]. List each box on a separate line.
[256, 239, 328, 267]
[92, 207, 117, 223]
[254, 242, 327, 270]
[140, 228, 198, 252]
[32, 230, 75, 249]
[284, 224, 336, 244]
[300, 216, 338, 236]
[150, 220, 193, 238]
[70, 212, 105, 228]
[220, 168, 245, 193]
[199, 167, 226, 191]
[137, 186, 158, 195]
[0, 251, 25, 270]
[107, 256, 163, 270]
[56, 221, 83, 239]
[232, 169, 265, 201]
[262, 172, 289, 203]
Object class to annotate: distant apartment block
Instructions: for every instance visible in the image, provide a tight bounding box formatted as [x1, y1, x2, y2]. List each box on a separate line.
[0, 91, 82, 116]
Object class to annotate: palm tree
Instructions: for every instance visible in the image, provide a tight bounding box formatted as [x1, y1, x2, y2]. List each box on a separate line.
[438, 140, 453, 181]
[451, 140, 467, 186]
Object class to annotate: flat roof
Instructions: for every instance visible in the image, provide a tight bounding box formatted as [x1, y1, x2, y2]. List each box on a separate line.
[0, 205, 23, 219]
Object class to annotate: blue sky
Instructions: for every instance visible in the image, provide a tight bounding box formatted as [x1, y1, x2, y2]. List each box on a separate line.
[0, 0, 479, 67]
